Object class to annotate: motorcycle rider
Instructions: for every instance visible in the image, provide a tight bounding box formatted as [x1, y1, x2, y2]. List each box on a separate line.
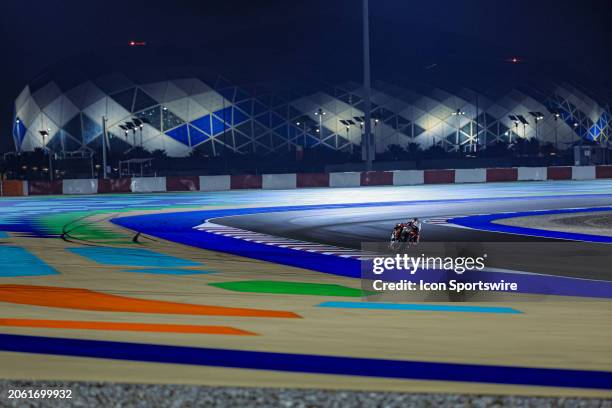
[392, 223, 404, 241]
[391, 218, 422, 245]
[407, 217, 422, 243]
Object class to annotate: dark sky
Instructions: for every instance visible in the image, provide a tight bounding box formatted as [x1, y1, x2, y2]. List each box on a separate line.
[1, 0, 611, 152]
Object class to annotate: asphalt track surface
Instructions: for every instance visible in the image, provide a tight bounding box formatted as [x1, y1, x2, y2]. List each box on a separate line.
[214, 195, 612, 247]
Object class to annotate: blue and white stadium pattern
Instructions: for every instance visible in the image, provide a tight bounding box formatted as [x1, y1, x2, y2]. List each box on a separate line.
[12, 75, 611, 157]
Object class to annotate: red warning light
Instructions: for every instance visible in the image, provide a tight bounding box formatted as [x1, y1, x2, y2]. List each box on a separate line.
[129, 40, 146, 47]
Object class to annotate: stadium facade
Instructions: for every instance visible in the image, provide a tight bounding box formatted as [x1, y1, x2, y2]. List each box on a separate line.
[12, 71, 611, 158]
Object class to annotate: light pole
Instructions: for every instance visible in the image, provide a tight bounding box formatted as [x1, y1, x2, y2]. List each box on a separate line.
[38, 129, 53, 181]
[451, 109, 465, 153]
[314, 108, 326, 145]
[529, 112, 544, 155]
[339, 119, 357, 155]
[132, 118, 145, 147]
[508, 115, 522, 146]
[573, 122, 579, 146]
[120, 120, 143, 155]
[101, 116, 108, 179]
[295, 120, 306, 147]
[363, 0, 373, 170]
[15, 119, 21, 153]
[553, 112, 560, 153]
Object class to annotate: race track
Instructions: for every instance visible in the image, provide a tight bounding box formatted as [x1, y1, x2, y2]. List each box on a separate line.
[213, 194, 612, 246]
[0, 180, 611, 398]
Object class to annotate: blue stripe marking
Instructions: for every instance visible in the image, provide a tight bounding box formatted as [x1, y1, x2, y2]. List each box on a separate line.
[0, 231, 8, 237]
[114, 212, 359, 278]
[449, 207, 612, 243]
[120, 268, 215, 275]
[0, 333, 609, 389]
[0, 246, 59, 277]
[68, 247, 200, 267]
[318, 301, 523, 314]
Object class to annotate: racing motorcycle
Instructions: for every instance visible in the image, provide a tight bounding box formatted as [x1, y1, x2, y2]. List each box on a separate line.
[389, 222, 420, 251]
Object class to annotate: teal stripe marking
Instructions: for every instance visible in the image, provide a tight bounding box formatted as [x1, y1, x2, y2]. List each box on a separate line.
[0, 231, 8, 238]
[0, 246, 59, 277]
[318, 301, 522, 314]
[68, 247, 200, 267]
[120, 268, 215, 275]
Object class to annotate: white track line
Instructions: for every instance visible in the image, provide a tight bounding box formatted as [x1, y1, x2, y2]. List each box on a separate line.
[194, 220, 375, 259]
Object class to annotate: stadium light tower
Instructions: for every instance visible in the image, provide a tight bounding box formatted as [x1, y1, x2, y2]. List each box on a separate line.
[529, 112, 544, 142]
[295, 120, 306, 147]
[314, 108, 326, 142]
[451, 109, 465, 152]
[553, 112, 560, 151]
[101, 116, 108, 179]
[508, 115, 520, 144]
[363, 0, 373, 170]
[573, 121, 579, 146]
[38, 129, 53, 181]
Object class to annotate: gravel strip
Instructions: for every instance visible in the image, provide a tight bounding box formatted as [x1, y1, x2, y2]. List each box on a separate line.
[0, 381, 611, 408]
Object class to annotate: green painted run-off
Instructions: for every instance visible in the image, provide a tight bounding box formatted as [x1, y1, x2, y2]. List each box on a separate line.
[209, 280, 372, 297]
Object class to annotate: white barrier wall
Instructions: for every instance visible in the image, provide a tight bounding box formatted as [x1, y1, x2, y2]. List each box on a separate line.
[262, 173, 297, 190]
[131, 177, 166, 193]
[393, 170, 424, 185]
[572, 166, 596, 180]
[63, 179, 98, 195]
[330, 172, 361, 188]
[455, 168, 486, 183]
[200, 175, 231, 191]
[517, 167, 547, 181]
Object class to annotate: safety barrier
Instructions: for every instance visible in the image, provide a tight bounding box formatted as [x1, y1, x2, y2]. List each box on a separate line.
[0, 180, 26, 196]
[166, 176, 200, 192]
[200, 175, 231, 191]
[330, 172, 361, 188]
[596, 165, 612, 178]
[296, 173, 330, 188]
[131, 177, 166, 193]
[28, 180, 63, 195]
[3, 165, 611, 197]
[393, 170, 424, 185]
[262, 173, 297, 190]
[424, 169, 455, 184]
[98, 178, 131, 193]
[63, 179, 98, 195]
[547, 166, 572, 180]
[360, 171, 393, 186]
[230, 174, 262, 190]
[517, 167, 547, 181]
[455, 168, 486, 183]
[571, 166, 596, 180]
[486, 168, 518, 182]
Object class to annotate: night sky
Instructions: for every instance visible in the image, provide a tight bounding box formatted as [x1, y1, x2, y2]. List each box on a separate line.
[1, 0, 610, 152]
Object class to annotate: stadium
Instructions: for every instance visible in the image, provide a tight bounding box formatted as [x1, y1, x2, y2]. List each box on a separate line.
[12, 51, 611, 161]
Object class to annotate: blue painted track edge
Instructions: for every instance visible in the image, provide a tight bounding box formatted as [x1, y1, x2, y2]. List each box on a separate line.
[449, 207, 612, 243]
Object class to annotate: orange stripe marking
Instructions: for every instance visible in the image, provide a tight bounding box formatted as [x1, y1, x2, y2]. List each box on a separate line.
[0, 318, 256, 335]
[0, 285, 300, 319]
